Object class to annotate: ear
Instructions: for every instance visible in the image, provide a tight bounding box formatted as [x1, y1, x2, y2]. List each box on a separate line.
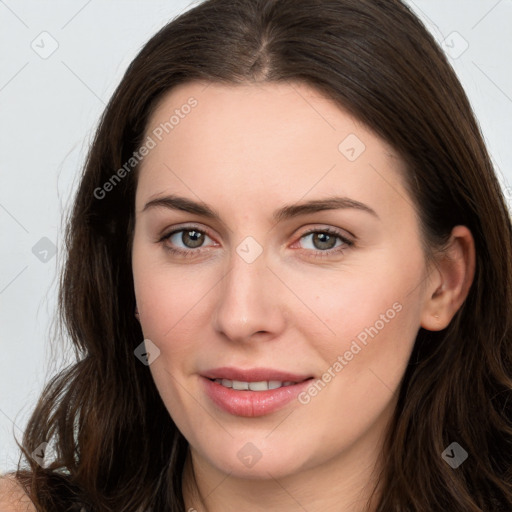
[420, 225, 475, 331]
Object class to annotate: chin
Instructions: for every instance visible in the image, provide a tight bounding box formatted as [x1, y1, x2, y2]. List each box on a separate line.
[194, 434, 312, 479]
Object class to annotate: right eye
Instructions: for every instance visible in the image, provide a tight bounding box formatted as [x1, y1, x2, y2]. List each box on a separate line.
[160, 226, 217, 257]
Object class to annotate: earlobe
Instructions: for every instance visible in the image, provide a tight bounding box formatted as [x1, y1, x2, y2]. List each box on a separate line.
[420, 225, 475, 331]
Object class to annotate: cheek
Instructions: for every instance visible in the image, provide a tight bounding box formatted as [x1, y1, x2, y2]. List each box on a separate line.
[132, 244, 214, 343]
[287, 252, 423, 397]
[293, 285, 419, 457]
[132, 255, 211, 423]
[283, 263, 413, 350]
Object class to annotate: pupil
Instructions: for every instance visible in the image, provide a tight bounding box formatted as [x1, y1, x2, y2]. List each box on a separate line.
[184, 230, 203, 248]
[314, 233, 336, 250]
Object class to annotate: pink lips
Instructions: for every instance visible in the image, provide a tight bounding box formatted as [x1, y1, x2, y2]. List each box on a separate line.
[201, 367, 314, 417]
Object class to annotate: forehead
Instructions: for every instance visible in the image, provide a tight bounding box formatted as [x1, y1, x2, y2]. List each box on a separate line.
[136, 81, 409, 220]
[143, 80, 393, 155]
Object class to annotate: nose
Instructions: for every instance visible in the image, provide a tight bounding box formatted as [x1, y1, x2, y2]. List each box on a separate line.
[212, 242, 287, 344]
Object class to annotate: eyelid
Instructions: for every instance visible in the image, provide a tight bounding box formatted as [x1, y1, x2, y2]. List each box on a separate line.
[295, 224, 354, 243]
[159, 222, 215, 239]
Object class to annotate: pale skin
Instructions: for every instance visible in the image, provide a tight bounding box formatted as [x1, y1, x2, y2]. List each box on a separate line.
[128, 80, 476, 512]
[0, 81, 475, 511]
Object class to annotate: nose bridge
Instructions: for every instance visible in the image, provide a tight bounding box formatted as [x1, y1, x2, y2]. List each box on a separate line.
[213, 237, 285, 341]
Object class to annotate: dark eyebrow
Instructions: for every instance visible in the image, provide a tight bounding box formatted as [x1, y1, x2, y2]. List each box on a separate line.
[142, 194, 379, 221]
[272, 196, 379, 222]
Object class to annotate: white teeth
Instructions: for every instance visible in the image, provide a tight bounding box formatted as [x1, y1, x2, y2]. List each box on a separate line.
[232, 380, 249, 390]
[248, 381, 268, 391]
[213, 378, 298, 391]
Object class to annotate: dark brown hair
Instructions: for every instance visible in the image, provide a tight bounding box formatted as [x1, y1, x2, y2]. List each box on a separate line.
[8, 0, 512, 510]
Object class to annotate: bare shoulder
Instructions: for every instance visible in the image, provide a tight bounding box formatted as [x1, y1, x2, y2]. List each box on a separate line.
[0, 475, 36, 512]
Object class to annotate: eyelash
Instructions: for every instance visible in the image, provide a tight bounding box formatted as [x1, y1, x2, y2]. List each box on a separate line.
[158, 225, 354, 259]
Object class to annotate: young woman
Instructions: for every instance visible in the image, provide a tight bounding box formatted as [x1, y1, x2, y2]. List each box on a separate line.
[2, 0, 511, 510]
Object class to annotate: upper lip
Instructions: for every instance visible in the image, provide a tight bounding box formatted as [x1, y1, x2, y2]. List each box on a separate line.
[202, 367, 313, 383]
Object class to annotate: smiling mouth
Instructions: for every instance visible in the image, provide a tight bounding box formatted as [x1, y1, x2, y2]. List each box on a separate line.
[202, 374, 315, 417]
[207, 378, 309, 391]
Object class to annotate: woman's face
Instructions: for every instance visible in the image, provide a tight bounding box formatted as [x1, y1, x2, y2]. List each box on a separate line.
[132, 81, 435, 481]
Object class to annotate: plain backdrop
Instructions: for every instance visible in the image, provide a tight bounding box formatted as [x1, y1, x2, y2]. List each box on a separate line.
[1, 0, 511, 472]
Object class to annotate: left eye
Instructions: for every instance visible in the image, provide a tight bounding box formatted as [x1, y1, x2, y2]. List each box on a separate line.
[299, 231, 346, 251]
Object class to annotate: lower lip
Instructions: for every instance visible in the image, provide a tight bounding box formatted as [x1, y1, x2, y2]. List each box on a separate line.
[201, 377, 313, 417]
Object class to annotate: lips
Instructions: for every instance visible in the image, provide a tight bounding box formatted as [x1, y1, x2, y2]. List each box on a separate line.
[201, 367, 314, 417]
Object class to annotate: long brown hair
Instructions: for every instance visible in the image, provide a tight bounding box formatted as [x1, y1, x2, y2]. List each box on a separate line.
[9, 0, 512, 510]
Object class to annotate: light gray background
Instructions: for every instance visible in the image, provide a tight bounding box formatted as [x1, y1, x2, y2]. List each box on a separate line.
[1, 0, 511, 472]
